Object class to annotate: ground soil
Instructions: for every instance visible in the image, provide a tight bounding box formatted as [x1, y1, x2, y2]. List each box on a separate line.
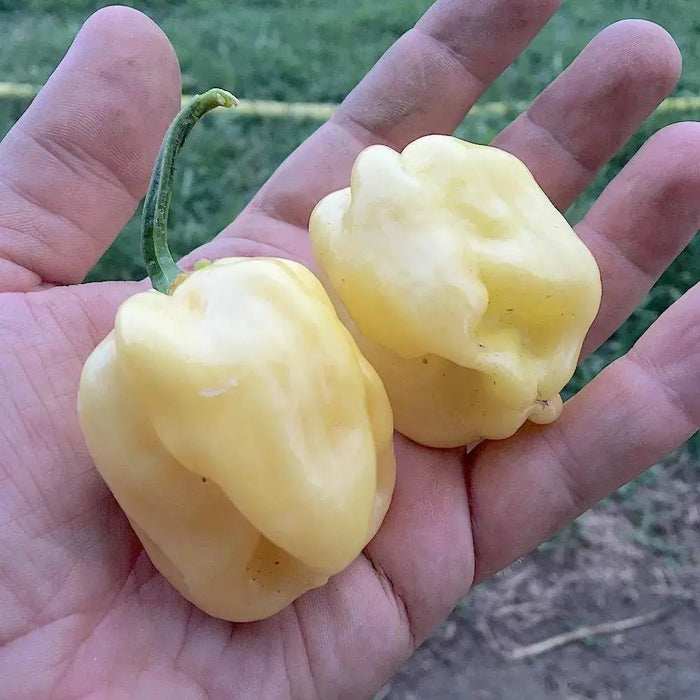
[380, 456, 699, 699]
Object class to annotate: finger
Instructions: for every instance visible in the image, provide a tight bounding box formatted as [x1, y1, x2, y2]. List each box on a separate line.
[578, 122, 700, 355]
[493, 19, 681, 212]
[364, 439, 474, 644]
[0, 6, 181, 293]
[241, 0, 562, 232]
[467, 282, 700, 582]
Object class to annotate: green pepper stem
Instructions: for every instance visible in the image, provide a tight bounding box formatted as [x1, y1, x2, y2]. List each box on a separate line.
[141, 88, 238, 294]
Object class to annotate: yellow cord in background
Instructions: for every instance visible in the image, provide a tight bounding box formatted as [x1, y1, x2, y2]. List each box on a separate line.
[1, 81, 699, 121]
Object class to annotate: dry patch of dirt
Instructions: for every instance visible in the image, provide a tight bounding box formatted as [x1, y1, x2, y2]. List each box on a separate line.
[382, 455, 699, 699]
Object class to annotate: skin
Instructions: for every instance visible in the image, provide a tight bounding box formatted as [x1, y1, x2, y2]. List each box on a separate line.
[0, 2, 698, 698]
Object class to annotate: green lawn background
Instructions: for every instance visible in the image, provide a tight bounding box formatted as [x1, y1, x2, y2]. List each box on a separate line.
[0, 0, 697, 449]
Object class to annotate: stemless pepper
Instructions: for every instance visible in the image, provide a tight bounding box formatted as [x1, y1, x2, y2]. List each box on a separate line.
[309, 135, 602, 448]
[77, 89, 395, 622]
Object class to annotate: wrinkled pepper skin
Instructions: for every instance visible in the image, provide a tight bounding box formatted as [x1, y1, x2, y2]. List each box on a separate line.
[78, 257, 396, 622]
[309, 135, 602, 448]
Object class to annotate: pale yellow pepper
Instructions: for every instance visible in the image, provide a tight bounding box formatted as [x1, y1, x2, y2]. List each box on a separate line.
[78, 91, 395, 622]
[309, 135, 602, 448]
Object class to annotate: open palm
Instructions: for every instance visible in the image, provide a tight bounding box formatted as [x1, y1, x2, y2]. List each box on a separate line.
[1, 3, 698, 698]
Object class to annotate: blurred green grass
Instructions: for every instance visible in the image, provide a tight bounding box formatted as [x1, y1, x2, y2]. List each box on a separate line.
[0, 0, 697, 454]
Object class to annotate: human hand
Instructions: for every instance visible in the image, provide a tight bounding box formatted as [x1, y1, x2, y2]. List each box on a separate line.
[1, 3, 698, 698]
